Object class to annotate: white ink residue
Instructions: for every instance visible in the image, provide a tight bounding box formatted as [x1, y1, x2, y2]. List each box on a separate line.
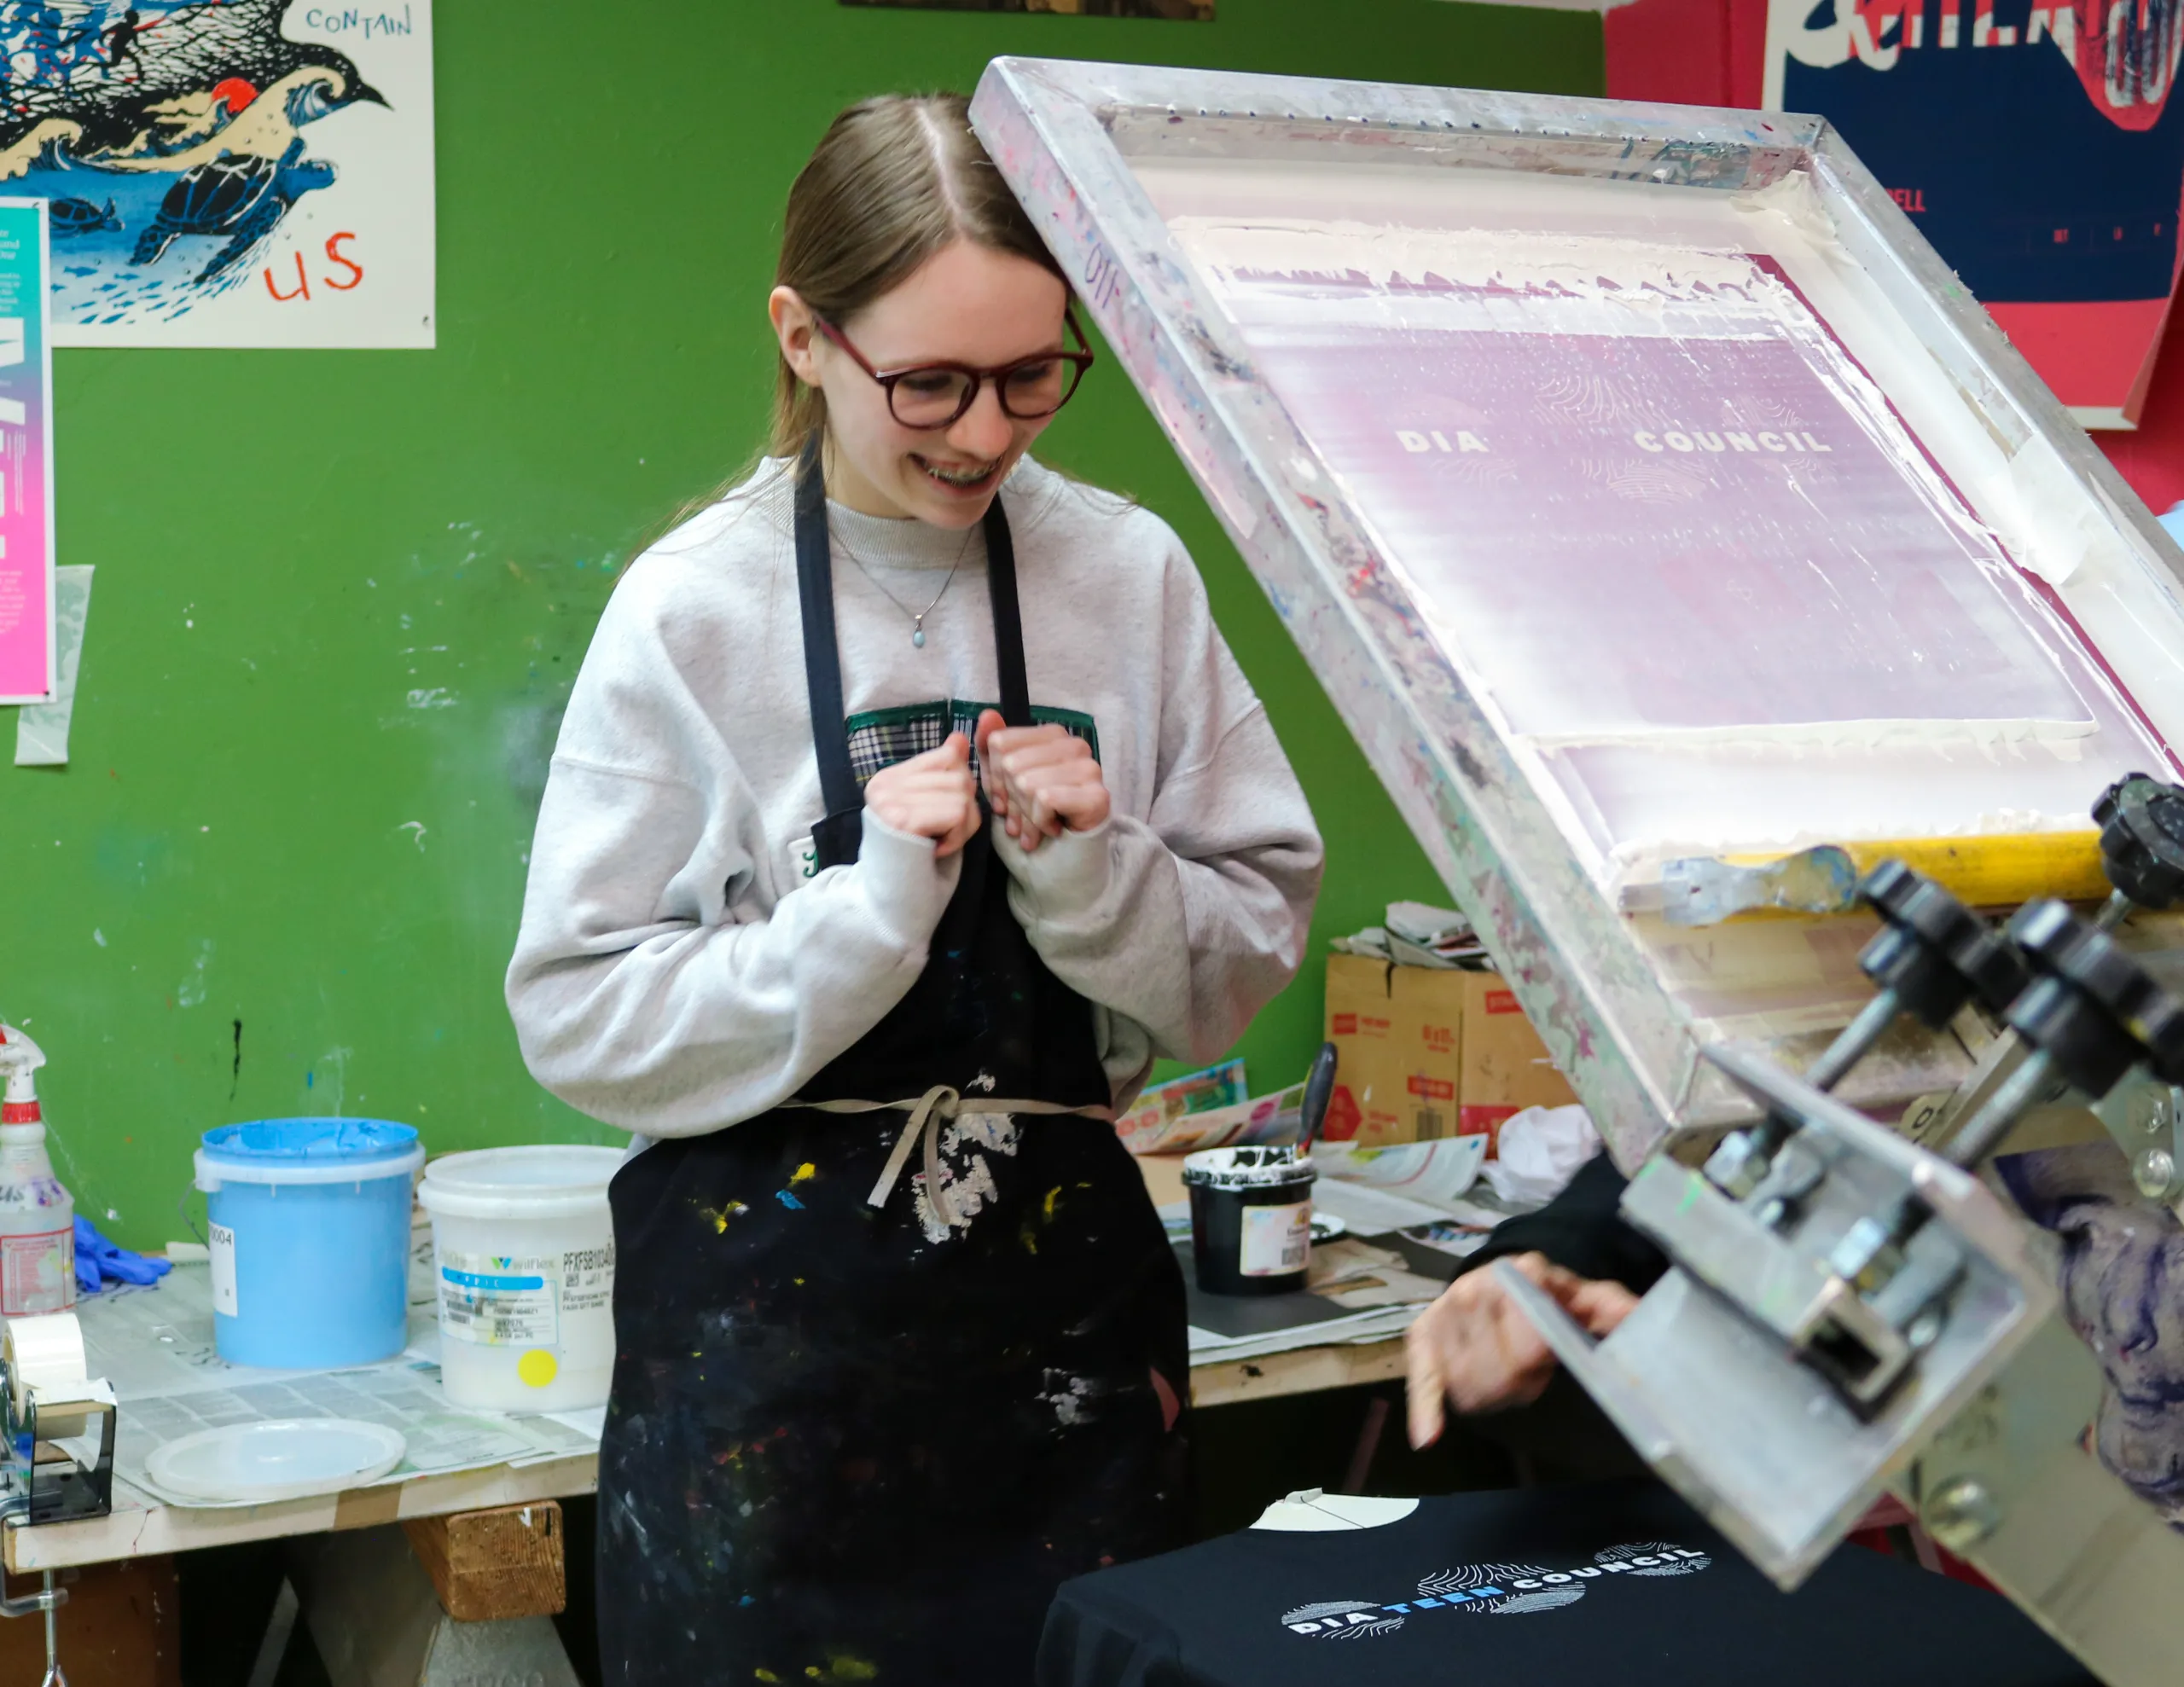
[1037, 1368, 1098, 1428]
[910, 1114, 1019, 1244]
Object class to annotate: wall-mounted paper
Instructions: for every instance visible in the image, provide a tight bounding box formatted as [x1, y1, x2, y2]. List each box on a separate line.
[0, 199, 53, 705]
[7, 1, 436, 350]
[16, 565, 93, 767]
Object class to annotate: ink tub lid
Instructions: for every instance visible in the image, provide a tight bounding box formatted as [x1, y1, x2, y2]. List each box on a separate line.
[146, 1417, 407, 1506]
[195, 1118, 424, 1191]
[1181, 1145, 1316, 1191]
[416, 1145, 625, 1221]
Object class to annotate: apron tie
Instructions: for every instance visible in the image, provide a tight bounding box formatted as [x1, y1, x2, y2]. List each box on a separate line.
[876, 1084, 959, 1222]
[783, 1090, 1117, 1220]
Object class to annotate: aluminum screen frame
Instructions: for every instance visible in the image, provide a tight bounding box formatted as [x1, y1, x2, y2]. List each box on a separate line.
[969, 57, 2184, 1163]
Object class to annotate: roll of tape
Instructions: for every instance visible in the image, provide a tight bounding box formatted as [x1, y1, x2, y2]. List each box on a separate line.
[5, 1311, 87, 1421]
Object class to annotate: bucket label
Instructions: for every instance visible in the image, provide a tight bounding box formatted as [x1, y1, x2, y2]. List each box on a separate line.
[208, 1222, 238, 1317]
[559, 1242, 614, 1322]
[439, 1249, 560, 1348]
[0, 1226, 72, 1316]
[1238, 1201, 1312, 1278]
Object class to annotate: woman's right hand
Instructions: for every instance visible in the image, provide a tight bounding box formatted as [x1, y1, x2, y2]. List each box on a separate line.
[863, 732, 982, 859]
[1405, 1252, 1638, 1448]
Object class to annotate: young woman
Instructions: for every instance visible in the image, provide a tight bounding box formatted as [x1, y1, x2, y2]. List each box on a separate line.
[507, 93, 1322, 1684]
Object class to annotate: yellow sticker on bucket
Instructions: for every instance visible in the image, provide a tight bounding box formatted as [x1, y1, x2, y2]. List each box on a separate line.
[518, 1348, 559, 1388]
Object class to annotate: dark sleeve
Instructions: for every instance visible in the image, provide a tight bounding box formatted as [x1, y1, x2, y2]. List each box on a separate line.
[1457, 1152, 1668, 1292]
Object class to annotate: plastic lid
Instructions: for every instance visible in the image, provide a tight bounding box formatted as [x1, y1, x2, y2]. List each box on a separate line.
[145, 1417, 407, 1506]
[418, 1145, 624, 1220]
[196, 1119, 424, 1188]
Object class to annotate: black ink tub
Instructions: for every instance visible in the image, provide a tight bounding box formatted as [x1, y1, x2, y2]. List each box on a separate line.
[1182, 1145, 1317, 1296]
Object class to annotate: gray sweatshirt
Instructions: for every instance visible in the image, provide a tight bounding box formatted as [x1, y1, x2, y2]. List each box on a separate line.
[506, 455, 1323, 1139]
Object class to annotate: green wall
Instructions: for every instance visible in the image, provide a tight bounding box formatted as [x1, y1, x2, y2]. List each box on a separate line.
[3, 0, 1602, 1248]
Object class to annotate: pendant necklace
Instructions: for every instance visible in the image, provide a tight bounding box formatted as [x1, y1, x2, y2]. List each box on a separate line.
[836, 525, 978, 648]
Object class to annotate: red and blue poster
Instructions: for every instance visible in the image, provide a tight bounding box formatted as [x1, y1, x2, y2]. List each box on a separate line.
[0, 200, 53, 705]
[1606, 0, 2184, 426]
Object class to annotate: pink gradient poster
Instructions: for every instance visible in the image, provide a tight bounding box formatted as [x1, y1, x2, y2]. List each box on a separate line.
[0, 200, 52, 705]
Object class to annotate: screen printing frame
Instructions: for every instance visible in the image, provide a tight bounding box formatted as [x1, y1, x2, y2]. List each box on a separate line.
[969, 57, 2184, 1165]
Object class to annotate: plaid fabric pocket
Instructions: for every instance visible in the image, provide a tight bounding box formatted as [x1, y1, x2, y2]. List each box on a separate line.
[844, 700, 1100, 787]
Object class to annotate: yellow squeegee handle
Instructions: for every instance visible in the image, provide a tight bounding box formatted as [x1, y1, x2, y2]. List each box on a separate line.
[1723, 832, 2108, 910]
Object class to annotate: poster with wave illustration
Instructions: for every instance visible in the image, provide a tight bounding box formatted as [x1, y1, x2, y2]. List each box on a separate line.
[1767, 0, 2184, 427]
[1602, 0, 2184, 426]
[0, 1, 433, 348]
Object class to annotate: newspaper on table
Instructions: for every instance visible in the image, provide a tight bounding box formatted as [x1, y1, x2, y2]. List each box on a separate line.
[1161, 1110, 1535, 1359]
[1311, 1135, 1488, 1208]
[1309, 1133, 1534, 1259]
[1174, 1224, 1434, 1361]
[1187, 1303, 1426, 1363]
[78, 1263, 600, 1509]
[1177, 1226, 1459, 1363]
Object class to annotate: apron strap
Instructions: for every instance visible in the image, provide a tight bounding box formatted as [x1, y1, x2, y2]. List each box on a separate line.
[981, 493, 1032, 729]
[794, 436, 863, 826]
[793, 435, 1037, 865]
[869, 1085, 960, 1225]
[782, 1090, 1115, 1220]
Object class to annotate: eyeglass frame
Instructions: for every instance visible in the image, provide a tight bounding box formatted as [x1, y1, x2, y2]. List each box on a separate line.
[810, 310, 1095, 429]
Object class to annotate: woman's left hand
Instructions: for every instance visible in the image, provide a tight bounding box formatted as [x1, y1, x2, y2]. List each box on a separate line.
[974, 710, 1110, 854]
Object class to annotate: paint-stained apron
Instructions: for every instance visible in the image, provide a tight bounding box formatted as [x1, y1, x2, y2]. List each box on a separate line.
[595, 444, 1190, 1686]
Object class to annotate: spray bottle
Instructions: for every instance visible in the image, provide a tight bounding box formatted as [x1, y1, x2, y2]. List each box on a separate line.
[0, 1026, 74, 1314]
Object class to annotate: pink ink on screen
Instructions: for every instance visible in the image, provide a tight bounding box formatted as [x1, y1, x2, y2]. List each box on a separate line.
[1166, 216, 2170, 868]
[1186, 248, 2105, 742]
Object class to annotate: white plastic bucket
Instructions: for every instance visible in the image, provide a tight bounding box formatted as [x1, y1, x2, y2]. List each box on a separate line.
[415, 1145, 623, 1411]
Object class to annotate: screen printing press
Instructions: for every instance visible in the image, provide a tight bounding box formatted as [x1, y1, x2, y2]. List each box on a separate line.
[969, 59, 2184, 1684]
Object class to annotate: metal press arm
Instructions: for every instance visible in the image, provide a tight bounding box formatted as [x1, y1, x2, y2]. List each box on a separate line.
[1502, 1262, 2184, 1687]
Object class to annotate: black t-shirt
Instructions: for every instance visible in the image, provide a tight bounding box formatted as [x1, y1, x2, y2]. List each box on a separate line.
[1039, 1481, 2093, 1687]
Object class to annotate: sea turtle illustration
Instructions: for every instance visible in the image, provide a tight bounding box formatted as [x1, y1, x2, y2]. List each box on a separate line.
[48, 197, 119, 237]
[130, 136, 334, 282]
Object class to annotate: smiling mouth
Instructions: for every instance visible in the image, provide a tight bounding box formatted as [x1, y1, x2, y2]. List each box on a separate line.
[914, 455, 1001, 491]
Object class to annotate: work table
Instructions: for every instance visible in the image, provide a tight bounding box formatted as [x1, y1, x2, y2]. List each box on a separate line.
[9, 1165, 1418, 1573]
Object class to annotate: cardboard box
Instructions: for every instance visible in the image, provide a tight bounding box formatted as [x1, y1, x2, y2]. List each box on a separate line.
[1458, 971, 1577, 1152]
[1322, 955, 1575, 1151]
[1322, 953, 1463, 1147]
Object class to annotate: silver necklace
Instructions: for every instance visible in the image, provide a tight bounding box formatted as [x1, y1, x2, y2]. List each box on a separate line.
[836, 526, 978, 648]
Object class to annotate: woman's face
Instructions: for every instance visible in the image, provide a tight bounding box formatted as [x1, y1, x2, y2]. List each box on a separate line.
[772, 239, 1071, 526]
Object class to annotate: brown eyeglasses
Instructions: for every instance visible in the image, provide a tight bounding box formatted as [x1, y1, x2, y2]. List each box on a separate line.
[812, 312, 1095, 429]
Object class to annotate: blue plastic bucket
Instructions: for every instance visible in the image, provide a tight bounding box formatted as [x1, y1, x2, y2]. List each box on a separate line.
[194, 1119, 426, 1370]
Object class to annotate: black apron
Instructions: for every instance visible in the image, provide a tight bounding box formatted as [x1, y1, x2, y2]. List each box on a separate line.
[595, 446, 1190, 1686]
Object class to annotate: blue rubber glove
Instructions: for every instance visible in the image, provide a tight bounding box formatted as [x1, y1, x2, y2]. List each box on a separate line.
[73, 1215, 173, 1294]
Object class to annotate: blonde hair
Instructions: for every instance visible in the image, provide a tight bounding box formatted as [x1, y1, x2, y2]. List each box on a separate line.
[770, 91, 1065, 459]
